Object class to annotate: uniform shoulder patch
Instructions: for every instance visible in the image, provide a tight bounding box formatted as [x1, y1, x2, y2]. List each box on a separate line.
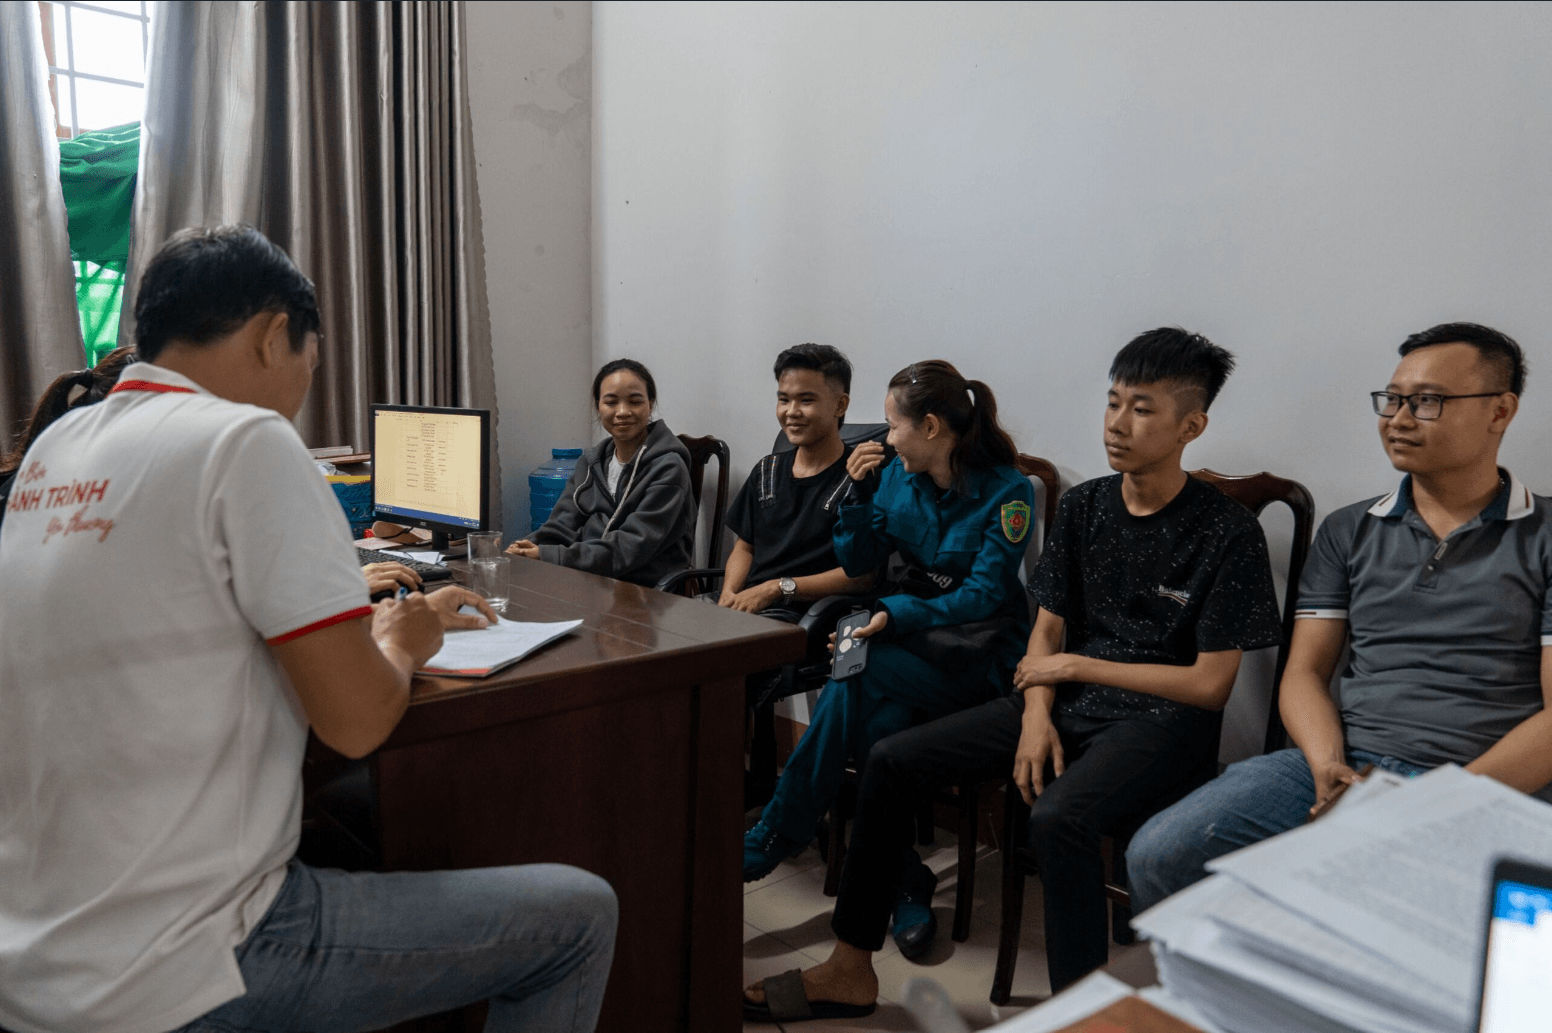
[1000, 500, 1031, 543]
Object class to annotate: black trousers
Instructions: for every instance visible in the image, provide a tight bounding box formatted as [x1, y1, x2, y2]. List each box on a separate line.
[830, 693, 1213, 991]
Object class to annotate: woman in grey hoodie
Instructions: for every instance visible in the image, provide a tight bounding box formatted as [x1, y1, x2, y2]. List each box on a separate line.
[506, 359, 694, 586]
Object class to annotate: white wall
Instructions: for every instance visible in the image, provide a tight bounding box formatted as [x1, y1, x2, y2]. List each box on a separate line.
[594, 0, 1552, 755]
[595, 0, 1552, 505]
[467, 0, 596, 540]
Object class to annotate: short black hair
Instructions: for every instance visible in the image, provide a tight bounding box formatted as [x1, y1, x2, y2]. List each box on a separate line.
[773, 343, 852, 394]
[133, 225, 321, 362]
[1399, 322, 1527, 396]
[1108, 327, 1236, 413]
[592, 358, 657, 404]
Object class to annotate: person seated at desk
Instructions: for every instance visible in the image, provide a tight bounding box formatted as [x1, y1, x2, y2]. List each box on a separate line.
[0, 225, 617, 1033]
[742, 360, 1034, 891]
[743, 329, 1281, 1023]
[0, 344, 137, 534]
[720, 342, 874, 617]
[0, 345, 434, 607]
[1128, 321, 1552, 913]
[506, 358, 694, 587]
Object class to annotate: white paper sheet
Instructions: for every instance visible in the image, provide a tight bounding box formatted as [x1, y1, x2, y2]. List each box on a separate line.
[1208, 765, 1552, 1005]
[1137, 985, 1225, 1033]
[983, 971, 1134, 1032]
[1134, 873, 1467, 1029]
[1329, 767, 1408, 815]
[418, 613, 582, 676]
[374, 548, 444, 565]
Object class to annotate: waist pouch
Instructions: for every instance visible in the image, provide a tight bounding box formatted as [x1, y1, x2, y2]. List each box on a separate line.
[884, 557, 1027, 682]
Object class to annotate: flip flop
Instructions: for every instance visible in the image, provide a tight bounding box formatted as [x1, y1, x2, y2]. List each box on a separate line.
[743, 968, 878, 1023]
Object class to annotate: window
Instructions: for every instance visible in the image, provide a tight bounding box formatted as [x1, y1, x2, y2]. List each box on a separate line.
[38, 1, 155, 139]
[38, 2, 155, 363]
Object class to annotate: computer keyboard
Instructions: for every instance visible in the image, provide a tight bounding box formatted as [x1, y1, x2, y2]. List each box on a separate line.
[355, 546, 454, 583]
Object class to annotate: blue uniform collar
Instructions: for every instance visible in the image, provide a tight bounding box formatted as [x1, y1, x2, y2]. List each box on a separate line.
[1367, 467, 1532, 523]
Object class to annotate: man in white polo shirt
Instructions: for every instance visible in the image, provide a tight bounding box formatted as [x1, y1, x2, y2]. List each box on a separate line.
[0, 226, 617, 1033]
[1127, 322, 1552, 913]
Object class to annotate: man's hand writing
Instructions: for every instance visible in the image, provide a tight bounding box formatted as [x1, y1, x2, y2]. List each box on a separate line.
[370, 593, 444, 669]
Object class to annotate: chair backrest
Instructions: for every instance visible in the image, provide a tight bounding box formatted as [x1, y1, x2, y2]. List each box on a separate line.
[677, 433, 731, 568]
[1189, 468, 1316, 754]
[770, 421, 889, 455]
[1014, 453, 1061, 574]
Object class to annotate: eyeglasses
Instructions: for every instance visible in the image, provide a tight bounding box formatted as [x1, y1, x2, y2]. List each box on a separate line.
[1370, 391, 1503, 420]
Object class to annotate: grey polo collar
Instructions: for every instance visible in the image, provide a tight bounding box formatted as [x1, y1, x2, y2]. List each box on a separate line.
[1367, 468, 1533, 524]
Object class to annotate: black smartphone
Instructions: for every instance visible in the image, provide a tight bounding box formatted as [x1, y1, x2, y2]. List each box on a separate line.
[831, 610, 872, 680]
[1476, 857, 1552, 1032]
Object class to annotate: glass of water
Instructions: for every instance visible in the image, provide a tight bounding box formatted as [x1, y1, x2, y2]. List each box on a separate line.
[466, 531, 510, 611]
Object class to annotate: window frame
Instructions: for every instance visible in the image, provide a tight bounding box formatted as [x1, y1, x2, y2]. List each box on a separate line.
[37, 1, 152, 140]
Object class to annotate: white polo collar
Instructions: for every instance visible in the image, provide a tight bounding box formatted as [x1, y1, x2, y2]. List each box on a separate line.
[1367, 468, 1533, 523]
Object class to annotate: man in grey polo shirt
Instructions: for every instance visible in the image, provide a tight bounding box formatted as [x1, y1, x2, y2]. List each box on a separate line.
[1127, 322, 1552, 912]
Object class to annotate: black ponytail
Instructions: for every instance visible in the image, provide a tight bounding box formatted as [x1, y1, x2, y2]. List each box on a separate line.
[2, 346, 138, 476]
[888, 360, 1017, 493]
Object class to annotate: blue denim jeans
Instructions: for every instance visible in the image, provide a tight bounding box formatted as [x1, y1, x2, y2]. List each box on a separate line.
[1125, 747, 1429, 915]
[759, 643, 993, 843]
[172, 860, 618, 1033]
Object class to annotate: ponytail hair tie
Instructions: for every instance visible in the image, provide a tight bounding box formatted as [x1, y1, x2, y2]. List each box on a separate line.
[72, 369, 96, 389]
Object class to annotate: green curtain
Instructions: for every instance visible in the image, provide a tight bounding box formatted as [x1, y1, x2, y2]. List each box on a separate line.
[59, 122, 139, 365]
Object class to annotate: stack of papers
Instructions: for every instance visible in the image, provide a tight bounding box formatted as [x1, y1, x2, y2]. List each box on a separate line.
[419, 613, 582, 676]
[1134, 764, 1552, 1033]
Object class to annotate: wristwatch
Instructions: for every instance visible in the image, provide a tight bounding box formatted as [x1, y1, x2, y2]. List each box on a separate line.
[779, 577, 798, 605]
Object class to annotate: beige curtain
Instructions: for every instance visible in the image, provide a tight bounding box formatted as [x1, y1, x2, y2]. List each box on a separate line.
[0, 2, 87, 450]
[126, 1, 499, 522]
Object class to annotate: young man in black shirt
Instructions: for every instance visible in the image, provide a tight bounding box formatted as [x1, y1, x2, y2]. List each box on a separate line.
[720, 343, 874, 615]
[744, 328, 1281, 1021]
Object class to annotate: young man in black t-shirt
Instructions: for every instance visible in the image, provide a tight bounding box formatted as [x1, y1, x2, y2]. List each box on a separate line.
[720, 343, 874, 615]
[743, 329, 1281, 1021]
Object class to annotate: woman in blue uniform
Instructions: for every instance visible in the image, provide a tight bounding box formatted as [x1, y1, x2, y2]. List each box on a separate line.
[744, 359, 1034, 887]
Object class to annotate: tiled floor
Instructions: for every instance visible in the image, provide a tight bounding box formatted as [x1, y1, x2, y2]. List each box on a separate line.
[742, 830, 1147, 1032]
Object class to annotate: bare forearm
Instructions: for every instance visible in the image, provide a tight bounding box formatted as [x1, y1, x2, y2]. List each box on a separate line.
[1467, 710, 1552, 794]
[722, 539, 754, 597]
[1279, 670, 1347, 768]
[1018, 608, 1064, 715]
[1025, 610, 1063, 659]
[1021, 682, 1056, 719]
[793, 567, 873, 601]
[1061, 654, 1238, 710]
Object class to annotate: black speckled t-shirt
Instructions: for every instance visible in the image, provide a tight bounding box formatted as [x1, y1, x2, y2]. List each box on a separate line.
[1030, 474, 1282, 733]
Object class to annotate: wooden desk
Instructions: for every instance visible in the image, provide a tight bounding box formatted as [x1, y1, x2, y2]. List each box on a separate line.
[370, 560, 804, 1033]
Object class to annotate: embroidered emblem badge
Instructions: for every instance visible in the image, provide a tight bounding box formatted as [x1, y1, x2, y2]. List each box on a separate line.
[1001, 501, 1031, 543]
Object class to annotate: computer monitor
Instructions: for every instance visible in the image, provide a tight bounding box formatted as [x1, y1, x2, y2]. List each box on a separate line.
[369, 404, 491, 550]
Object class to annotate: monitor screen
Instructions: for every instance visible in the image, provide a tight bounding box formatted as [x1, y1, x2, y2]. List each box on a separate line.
[369, 405, 490, 540]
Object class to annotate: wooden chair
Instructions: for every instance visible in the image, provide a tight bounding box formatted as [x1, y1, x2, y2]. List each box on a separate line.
[676, 433, 731, 569]
[821, 453, 1064, 948]
[658, 425, 889, 810]
[987, 467, 1315, 1005]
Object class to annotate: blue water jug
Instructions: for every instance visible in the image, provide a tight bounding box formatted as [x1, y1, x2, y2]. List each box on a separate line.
[528, 448, 583, 533]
